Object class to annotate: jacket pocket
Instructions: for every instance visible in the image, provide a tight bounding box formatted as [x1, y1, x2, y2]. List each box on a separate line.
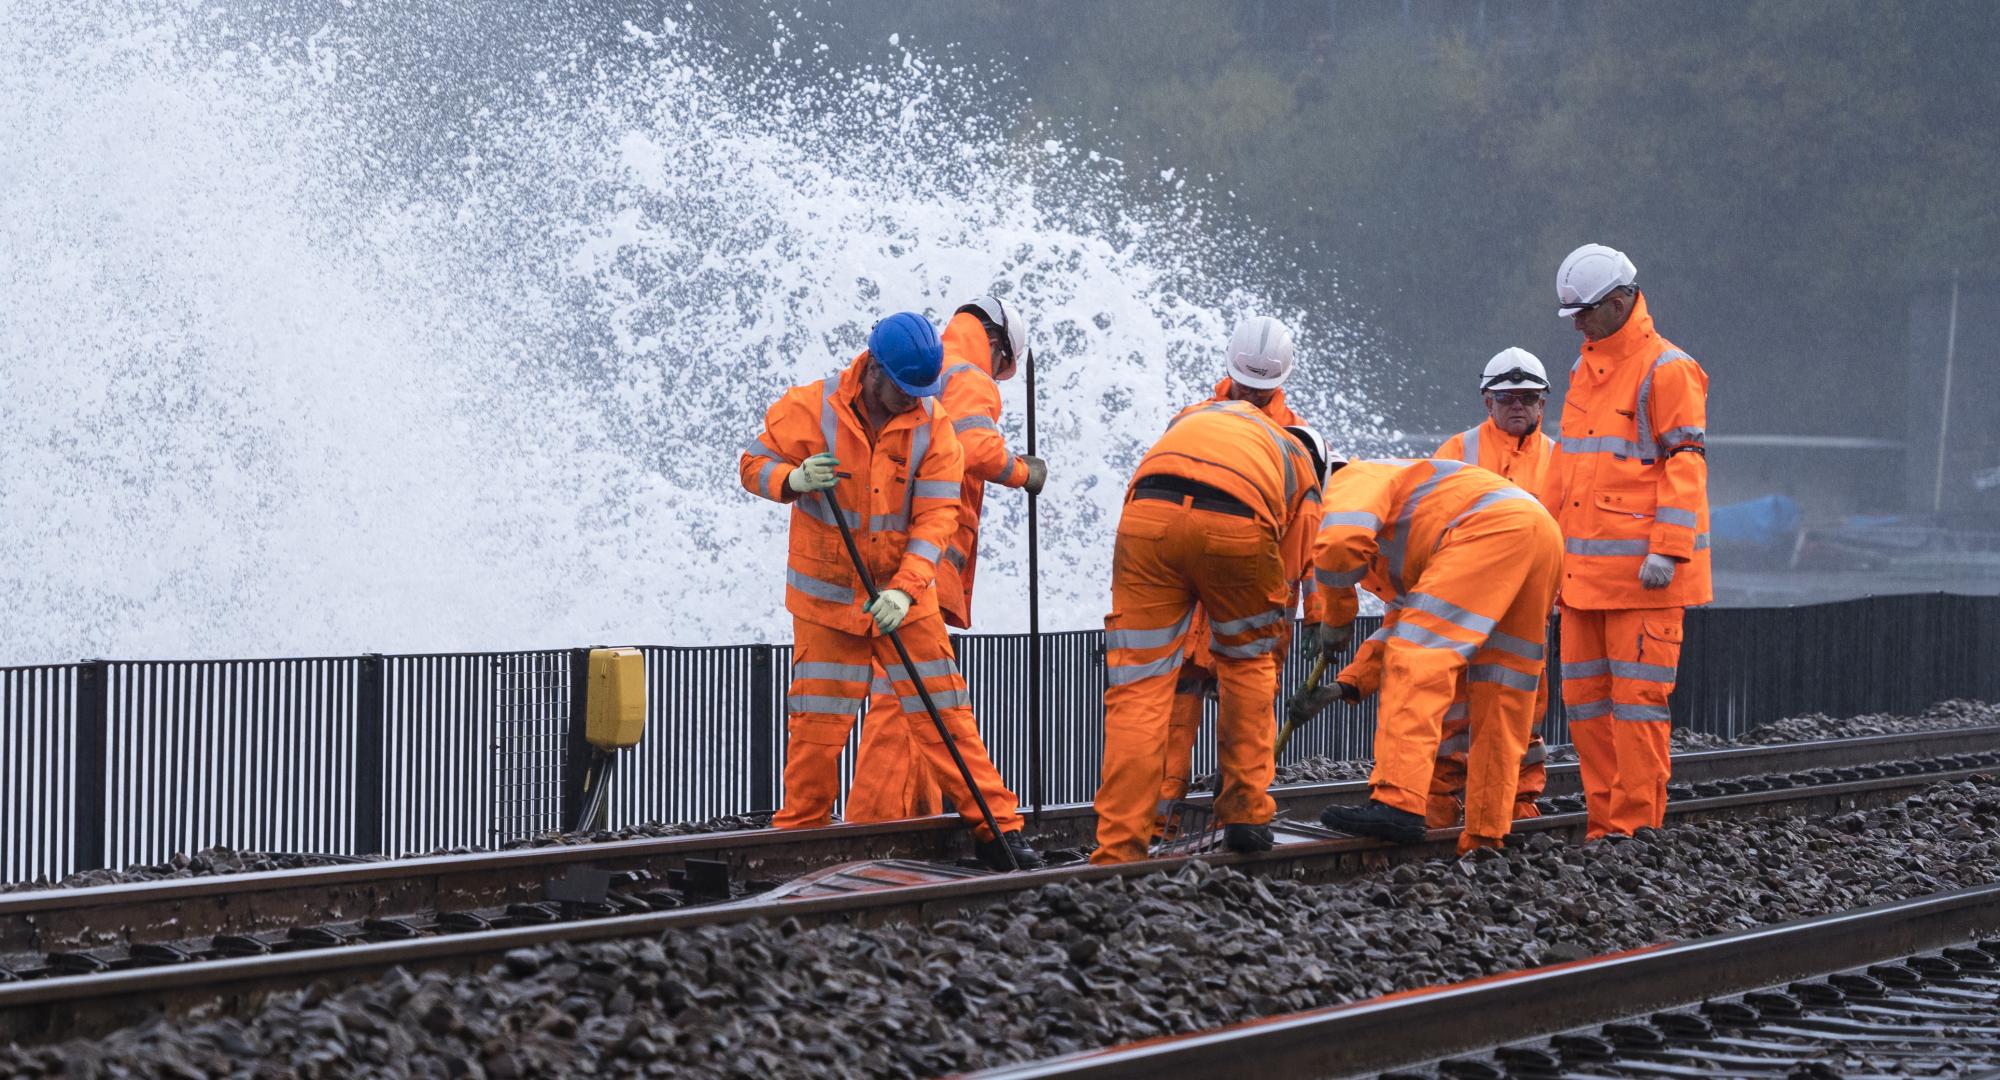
[1594, 489, 1657, 519]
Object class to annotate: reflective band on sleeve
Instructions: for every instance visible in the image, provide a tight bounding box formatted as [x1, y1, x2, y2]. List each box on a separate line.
[1319, 510, 1383, 531]
[1317, 566, 1365, 588]
[1211, 608, 1283, 635]
[757, 460, 779, 494]
[1105, 609, 1195, 652]
[1482, 629, 1546, 662]
[1608, 658, 1678, 684]
[943, 547, 968, 570]
[1364, 624, 1391, 644]
[1566, 698, 1613, 721]
[742, 437, 785, 460]
[1695, 532, 1712, 550]
[907, 538, 942, 564]
[900, 688, 972, 712]
[1656, 506, 1699, 528]
[1613, 702, 1672, 723]
[792, 661, 873, 683]
[1469, 664, 1541, 692]
[1563, 658, 1611, 679]
[1387, 621, 1478, 658]
[1209, 636, 1278, 659]
[940, 363, 977, 392]
[819, 377, 841, 454]
[999, 450, 1019, 477]
[1564, 537, 1652, 556]
[1384, 461, 1465, 594]
[914, 480, 959, 500]
[1459, 426, 1480, 465]
[1442, 487, 1536, 531]
[885, 658, 959, 683]
[787, 694, 863, 715]
[953, 415, 999, 433]
[1404, 591, 1497, 637]
[787, 568, 856, 604]
[1657, 425, 1705, 449]
[1443, 700, 1469, 722]
[1634, 348, 1691, 456]
[1107, 651, 1185, 686]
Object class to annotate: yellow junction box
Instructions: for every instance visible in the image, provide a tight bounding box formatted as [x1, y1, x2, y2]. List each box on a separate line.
[585, 647, 647, 750]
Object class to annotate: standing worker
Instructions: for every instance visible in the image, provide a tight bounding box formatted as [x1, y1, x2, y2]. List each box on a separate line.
[1093, 399, 1328, 864]
[1421, 348, 1559, 827]
[1156, 316, 1313, 831]
[1545, 243, 1711, 839]
[737, 311, 1043, 871]
[845, 295, 1047, 823]
[1306, 458, 1563, 853]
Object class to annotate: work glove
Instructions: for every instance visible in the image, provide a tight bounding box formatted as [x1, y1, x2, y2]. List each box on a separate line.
[787, 452, 840, 494]
[1638, 553, 1677, 590]
[1021, 455, 1048, 496]
[1317, 621, 1354, 663]
[1287, 679, 1361, 724]
[864, 589, 913, 633]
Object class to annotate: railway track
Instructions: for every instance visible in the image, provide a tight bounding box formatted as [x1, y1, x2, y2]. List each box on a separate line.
[970, 881, 2000, 1079]
[4, 731, 1999, 1042]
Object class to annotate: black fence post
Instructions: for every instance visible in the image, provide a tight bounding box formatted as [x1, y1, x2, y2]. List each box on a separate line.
[72, 660, 110, 874]
[749, 644, 777, 811]
[560, 647, 592, 831]
[354, 654, 385, 856]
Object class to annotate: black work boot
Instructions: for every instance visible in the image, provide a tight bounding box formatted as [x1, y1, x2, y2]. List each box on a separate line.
[975, 830, 1047, 871]
[1319, 800, 1427, 844]
[1223, 823, 1274, 853]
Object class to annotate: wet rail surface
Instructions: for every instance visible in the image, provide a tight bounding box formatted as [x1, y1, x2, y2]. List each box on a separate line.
[967, 883, 2000, 1079]
[4, 736, 2000, 1041]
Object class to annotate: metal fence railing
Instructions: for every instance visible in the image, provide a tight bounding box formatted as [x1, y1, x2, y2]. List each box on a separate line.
[4, 593, 1997, 884]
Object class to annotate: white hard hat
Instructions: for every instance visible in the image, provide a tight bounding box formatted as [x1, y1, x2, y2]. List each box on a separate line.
[960, 295, 1031, 373]
[1555, 243, 1638, 316]
[1226, 315, 1295, 390]
[1282, 425, 1334, 487]
[1479, 347, 1549, 392]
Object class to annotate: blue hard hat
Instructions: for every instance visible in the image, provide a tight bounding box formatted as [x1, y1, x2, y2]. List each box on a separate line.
[867, 312, 944, 397]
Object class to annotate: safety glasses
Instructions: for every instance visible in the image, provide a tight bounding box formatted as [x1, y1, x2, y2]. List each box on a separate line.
[1485, 390, 1547, 406]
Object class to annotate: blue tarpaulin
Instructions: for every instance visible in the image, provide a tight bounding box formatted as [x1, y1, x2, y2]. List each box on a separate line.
[1711, 494, 1800, 548]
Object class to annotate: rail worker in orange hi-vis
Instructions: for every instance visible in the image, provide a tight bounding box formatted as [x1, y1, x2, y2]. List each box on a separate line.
[1091, 399, 1330, 865]
[844, 295, 1046, 825]
[1153, 316, 1319, 837]
[1544, 243, 1711, 840]
[1418, 347, 1560, 828]
[737, 311, 1043, 871]
[1303, 457, 1563, 853]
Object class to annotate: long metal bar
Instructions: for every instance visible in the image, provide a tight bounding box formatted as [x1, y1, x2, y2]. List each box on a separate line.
[1025, 343, 1043, 822]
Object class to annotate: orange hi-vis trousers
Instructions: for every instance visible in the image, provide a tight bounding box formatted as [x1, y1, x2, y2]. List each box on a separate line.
[775, 615, 1021, 839]
[1370, 501, 1562, 851]
[844, 665, 945, 823]
[1094, 497, 1287, 865]
[1559, 605, 1685, 839]
[1425, 674, 1548, 828]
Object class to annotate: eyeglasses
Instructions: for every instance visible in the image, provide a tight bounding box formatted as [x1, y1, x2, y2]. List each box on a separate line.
[1485, 390, 1547, 406]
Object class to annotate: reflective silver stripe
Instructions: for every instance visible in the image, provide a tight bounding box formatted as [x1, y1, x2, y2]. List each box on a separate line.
[1106, 609, 1195, 653]
[757, 459, 779, 494]
[798, 494, 862, 529]
[1469, 664, 1540, 692]
[1387, 621, 1477, 658]
[1634, 348, 1691, 457]
[1107, 652, 1185, 686]
[787, 567, 855, 603]
[943, 547, 968, 570]
[1656, 506, 1699, 528]
[870, 676, 895, 695]
[1192, 400, 1303, 510]
[787, 694, 863, 714]
[870, 513, 908, 533]
[1458, 425, 1480, 465]
[1442, 487, 1535, 532]
[1613, 702, 1672, 722]
[1483, 629, 1545, 662]
[1521, 742, 1547, 766]
[1567, 698, 1612, 721]
[1564, 537, 1651, 557]
[1319, 511, 1383, 531]
[1209, 636, 1278, 659]
[818, 375, 841, 454]
[953, 415, 999, 433]
[1609, 659, 1678, 684]
[742, 437, 784, 460]
[1444, 700, 1469, 722]
[1436, 730, 1470, 758]
[1657, 425, 1705, 450]
[1385, 460, 1466, 594]
[899, 403, 933, 531]
[1563, 658, 1611, 679]
[1317, 567, 1365, 589]
[793, 661, 872, 682]
[901, 688, 972, 712]
[940, 362, 978, 392]
[999, 449, 1019, 477]
[1559, 434, 1654, 458]
[1404, 591, 1496, 637]
[1364, 624, 1391, 645]
[907, 538, 942, 564]
[1211, 608, 1283, 635]
[1695, 532, 1711, 550]
[914, 480, 959, 500]
[885, 658, 959, 682]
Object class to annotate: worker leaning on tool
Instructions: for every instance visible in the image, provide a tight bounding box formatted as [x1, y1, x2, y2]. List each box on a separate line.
[1091, 400, 1329, 864]
[1155, 315, 1319, 836]
[1544, 244, 1712, 840]
[1302, 457, 1562, 853]
[1392, 348, 1562, 829]
[845, 295, 1046, 825]
[737, 311, 1043, 871]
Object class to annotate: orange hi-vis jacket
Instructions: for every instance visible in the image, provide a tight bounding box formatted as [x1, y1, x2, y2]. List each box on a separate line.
[1436, 418, 1556, 500]
[739, 352, 966, 636]
[1311, 459, 1542, 627]
[1209, 377, 1305, 427]
[1136, 399, 1321, 581]
[934, 312, 1031, 628]
[1544, 293, 1712, 609]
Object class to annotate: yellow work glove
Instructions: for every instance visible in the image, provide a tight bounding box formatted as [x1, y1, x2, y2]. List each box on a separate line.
[788, 452, 840, 494]
[864, 589, 913, 633]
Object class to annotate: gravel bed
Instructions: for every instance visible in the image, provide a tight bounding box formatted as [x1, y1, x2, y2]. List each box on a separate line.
[11, 772, 2000, 1077]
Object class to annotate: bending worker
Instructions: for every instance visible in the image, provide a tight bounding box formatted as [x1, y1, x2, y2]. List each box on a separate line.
[1307, 457, 1562, 852]
[737, 311, 1043, 871]
[846, 295, 1047, 823]
[1419, 348, 1559, 827]
[1546, 243, 1711, 839]
[1093, 398, 1327, 864]
[1157, 315, 1314, 833]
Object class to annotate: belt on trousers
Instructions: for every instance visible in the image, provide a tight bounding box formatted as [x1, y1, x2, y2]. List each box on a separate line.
[1130, 474, 1256, 519]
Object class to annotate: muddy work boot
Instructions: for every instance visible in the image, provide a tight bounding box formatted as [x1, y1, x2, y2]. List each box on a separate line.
[974, 830, 1047, 871]
[1320, 800, 1427, 844]
[1223, 823, 1274, 854]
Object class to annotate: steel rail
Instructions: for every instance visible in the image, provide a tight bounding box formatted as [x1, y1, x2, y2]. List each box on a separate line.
[964, 882, 2000, 1079]
[3, 755, 1996, 1041]
[4, 726, 1998, 961]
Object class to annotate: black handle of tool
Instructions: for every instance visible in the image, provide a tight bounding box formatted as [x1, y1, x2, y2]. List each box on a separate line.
[818, 486, 1019, 870]
[1024, 347, 1043, 824]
